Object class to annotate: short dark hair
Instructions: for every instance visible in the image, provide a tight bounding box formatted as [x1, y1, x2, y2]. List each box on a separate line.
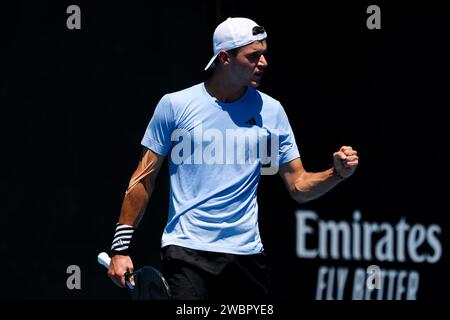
[213, 25, 266, 67]
[213, 48, 239, 67]
[228, 26, 265, 57]
[252, 25, 265, 35]
[227, 47, 240, 57]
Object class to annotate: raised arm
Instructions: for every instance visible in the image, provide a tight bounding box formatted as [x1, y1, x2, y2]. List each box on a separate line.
[279, 146, 359, 203]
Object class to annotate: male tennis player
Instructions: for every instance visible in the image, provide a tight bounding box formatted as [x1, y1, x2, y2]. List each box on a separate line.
[107, 17, 359, 299]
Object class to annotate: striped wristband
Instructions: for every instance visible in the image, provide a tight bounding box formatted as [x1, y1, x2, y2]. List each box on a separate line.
[110, 223, 135, 256]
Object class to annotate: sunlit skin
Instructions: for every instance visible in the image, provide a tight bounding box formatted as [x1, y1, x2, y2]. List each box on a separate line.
[228, 40, 268, 88]
[204, 39, 358, 204]
[108, 38, 359, 290]
[205, 40, 268, 103]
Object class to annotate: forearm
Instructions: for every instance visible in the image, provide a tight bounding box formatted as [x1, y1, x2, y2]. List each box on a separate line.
[118, 181, 152, 227]
[291, 168, 342, 203]
[116, 148, 163, 227]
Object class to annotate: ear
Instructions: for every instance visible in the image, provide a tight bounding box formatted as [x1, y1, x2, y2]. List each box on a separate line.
[218, 51, 231, 65]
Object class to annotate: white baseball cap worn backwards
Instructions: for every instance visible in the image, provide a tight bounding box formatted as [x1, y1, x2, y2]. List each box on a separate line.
[204, 17, 268, 70]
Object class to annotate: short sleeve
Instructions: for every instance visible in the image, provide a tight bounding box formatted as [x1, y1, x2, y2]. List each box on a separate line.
[141, 94, 175, 156]
[276, 103, 300, 165]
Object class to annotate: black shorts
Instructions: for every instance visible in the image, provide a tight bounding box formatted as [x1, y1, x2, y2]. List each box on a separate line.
[161, 245, 272, 301]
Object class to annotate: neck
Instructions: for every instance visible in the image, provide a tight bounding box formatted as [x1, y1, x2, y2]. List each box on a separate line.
[205, 70, 247, 103]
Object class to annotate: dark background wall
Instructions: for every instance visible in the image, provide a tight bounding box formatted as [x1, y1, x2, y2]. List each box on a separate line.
[1, 1, 448, 300]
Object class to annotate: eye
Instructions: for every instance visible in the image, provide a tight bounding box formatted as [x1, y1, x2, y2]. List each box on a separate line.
[248, 52, 261, 60]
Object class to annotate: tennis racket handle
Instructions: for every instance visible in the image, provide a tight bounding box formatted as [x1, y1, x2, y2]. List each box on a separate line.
[98, 252, 111, 269]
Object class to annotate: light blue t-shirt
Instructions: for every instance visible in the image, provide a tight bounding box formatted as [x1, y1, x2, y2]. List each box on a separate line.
[141, 82, 300, 254]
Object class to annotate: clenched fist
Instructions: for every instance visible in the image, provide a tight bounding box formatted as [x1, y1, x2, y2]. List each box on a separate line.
[333, 146, 359, 179]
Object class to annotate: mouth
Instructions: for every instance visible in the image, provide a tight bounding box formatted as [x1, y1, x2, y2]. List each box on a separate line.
[254, 71, 263, 77]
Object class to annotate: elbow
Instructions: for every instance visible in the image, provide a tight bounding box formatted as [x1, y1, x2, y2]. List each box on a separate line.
[287, 171, 313, 204]
[289, 188, 310, 204]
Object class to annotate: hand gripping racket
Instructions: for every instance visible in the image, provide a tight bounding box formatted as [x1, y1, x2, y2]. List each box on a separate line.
[97, 252, 171, 300]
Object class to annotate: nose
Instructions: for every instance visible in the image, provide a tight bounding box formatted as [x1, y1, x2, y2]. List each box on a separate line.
[258, 54, 268, 68]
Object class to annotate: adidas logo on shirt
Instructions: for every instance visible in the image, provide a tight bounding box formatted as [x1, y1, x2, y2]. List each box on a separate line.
[245, 117, 258, 126]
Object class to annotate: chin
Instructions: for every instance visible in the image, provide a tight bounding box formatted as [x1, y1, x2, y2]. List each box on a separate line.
[249, 81, 260, 88]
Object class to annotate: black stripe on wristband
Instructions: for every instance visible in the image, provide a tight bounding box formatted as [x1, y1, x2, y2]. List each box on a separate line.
[111, 223, 134, 256]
